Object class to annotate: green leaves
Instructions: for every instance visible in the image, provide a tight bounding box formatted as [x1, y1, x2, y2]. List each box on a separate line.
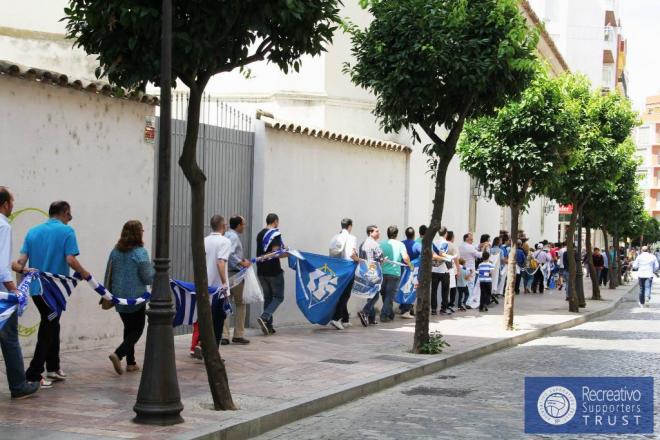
[345, 0, 538, 143]
[63, 0, 342, 91]
[457, 71, 578, 209]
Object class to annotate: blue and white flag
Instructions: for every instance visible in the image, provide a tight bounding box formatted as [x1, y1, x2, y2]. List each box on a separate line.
[351, 259, 383, 299]
[170, 279, 228, 327]
[288, 251, 357, 325]
[0, 271, 32, 330]
[395, 258, 419, 305]
[40, 272, 79, 321]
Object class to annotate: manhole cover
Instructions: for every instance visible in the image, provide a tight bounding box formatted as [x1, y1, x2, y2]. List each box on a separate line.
[402, 387, 474, 397]
[372, 355, 424, 364]
[320, 359, 358, 365]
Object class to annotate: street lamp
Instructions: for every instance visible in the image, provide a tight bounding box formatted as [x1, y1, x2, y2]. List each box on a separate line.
[133, 0, 184, 425]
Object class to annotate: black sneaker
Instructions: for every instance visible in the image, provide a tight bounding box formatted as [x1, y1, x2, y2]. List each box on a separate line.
[465, 305, 472, 309]
[268, 326, 276, 334]
[357, 311, 369, 327]
[431, 310, 437, 315]
[193, 346, 203, 360]
[447, 307, 456, 313]
[369, 320, 378, 325]
[11, 382, 39, 400]
[439, 309, 449, 315]
[257, 317, 270, 335]
[232, 337, 250, 344]
[220, 338, 230, 346]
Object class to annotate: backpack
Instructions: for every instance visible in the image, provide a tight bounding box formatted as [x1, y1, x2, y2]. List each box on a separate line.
[529, 254, 538, 270]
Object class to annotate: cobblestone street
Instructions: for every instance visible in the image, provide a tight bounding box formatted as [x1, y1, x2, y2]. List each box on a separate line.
[255, 283, 660, 440]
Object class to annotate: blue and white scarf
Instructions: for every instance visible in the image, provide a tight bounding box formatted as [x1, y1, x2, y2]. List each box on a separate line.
[262, 228, 283, 252]
[0, 271, 33, 330]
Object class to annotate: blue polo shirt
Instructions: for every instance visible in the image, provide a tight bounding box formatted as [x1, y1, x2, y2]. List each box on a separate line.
[21, 218, 80, 294]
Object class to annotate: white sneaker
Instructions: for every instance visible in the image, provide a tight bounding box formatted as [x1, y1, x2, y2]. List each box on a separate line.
[401, 311, 414, 319]
[46, 370, 67, 381]
[343, 322, 353, 328]
[639, 302, 644, 308]
[329, 320, 344, 330]
[40, 378, 53, 389]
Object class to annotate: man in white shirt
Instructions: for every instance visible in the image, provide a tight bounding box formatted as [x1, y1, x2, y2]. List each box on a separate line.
[459, 232, 482, 308]
[0, 187, 40, 399]
[329, 218, 359, 330]
[633, 246, 658, 307]
[192, 214, 232, 358]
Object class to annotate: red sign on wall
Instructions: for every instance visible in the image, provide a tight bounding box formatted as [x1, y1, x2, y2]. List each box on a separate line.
[559, 205, 573, 215]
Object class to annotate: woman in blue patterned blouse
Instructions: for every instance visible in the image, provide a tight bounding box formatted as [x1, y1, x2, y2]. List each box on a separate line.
[105, 221, 154, 375]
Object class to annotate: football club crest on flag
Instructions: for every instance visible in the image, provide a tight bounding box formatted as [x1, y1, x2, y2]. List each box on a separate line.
[288, 251, 357, 325]
[395, 258, 419, 305]
[351, 259, 383, 299]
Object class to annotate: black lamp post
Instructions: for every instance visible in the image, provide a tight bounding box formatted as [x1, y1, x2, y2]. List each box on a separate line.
[133, 0, 184, 425]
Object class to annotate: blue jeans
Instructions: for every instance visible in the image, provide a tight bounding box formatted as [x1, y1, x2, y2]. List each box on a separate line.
[380, 275, 400, 321]
[259, 273, 285, 326]
[363, 289, 381, 323]
[639, 278, 652, 304]
[564, 270, 571, 299]
[0, 311, 30, 394]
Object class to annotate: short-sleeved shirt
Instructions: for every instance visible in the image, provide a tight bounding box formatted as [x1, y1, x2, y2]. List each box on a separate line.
[256, 228, 283, 277]
[477, 262, 495, 283]
[380, 239, 408, 277]
[205, 233, 231, 289]
[21, 218, 80, 295]
[457, 266, 470, 288]
[359, 237, 383, 262]
[402, 239, 419, 260]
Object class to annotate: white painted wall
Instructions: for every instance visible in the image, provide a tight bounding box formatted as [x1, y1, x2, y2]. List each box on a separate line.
[251, 124, 408, 325]
[0, 76, 155, 349]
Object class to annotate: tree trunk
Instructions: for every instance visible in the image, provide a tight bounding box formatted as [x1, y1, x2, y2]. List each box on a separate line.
[575, 211, 586, 307]
[413, 153, 451, 352]
[609, 230, 616, 289]
[503, 204, 520, 330]
[178, 85, 236, 410]
[585, 228, 600, 300]
[566, 208, 579, 313]
[615, 230, 622, 287]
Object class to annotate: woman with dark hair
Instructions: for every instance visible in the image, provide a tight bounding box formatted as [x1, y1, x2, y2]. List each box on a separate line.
[105, 220, 154, 375]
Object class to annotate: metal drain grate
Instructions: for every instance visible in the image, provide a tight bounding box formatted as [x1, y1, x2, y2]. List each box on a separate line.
[372, 355, 424, 364]
[320, 359, 359, 365]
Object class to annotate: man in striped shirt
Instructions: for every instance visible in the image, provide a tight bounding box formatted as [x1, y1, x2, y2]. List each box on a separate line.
[477, 251, 495, 312]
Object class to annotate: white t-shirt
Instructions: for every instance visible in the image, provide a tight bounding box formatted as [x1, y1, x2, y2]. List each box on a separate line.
[330, 229, 358, 261]
[205, 232, 231, 292]
[433, 238, 449, 274]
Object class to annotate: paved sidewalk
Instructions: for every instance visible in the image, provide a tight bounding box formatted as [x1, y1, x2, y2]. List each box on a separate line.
[0, 279, 634, 440]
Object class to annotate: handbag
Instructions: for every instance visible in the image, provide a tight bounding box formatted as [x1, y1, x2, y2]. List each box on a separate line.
[100, 256, 115, 310]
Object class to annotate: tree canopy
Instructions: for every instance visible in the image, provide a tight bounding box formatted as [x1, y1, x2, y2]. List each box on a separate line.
[64, 0, 341, 90]
[458, 70, 578, 210]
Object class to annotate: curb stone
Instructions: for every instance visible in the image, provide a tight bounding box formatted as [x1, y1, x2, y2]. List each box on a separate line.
[178, 283, 636, 440]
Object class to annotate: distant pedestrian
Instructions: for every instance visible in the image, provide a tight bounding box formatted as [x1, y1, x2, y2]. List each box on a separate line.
[600, 247, 609, 286]
[106, 220, 154, 375]
[633, 246, 658, 308]
[531, 244, 550, 294]
[0, 187, 40, 399]
[256, 213, 287, 335]
[328, 218, 359, 330]
[456, 258, 471, 311]
[399, 227, 417, 317]
[14, 200, 91, 388]
[459, 232, 481, 308]
[379, 226, 410, 322]
[222, 215, 252, 345]
[477, 251, 495, 312]
[357, 225, 384, 326]
[592, 248, 604, 286]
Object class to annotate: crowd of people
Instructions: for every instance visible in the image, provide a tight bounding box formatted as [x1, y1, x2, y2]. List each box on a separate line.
[0, 184, 650, 400]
